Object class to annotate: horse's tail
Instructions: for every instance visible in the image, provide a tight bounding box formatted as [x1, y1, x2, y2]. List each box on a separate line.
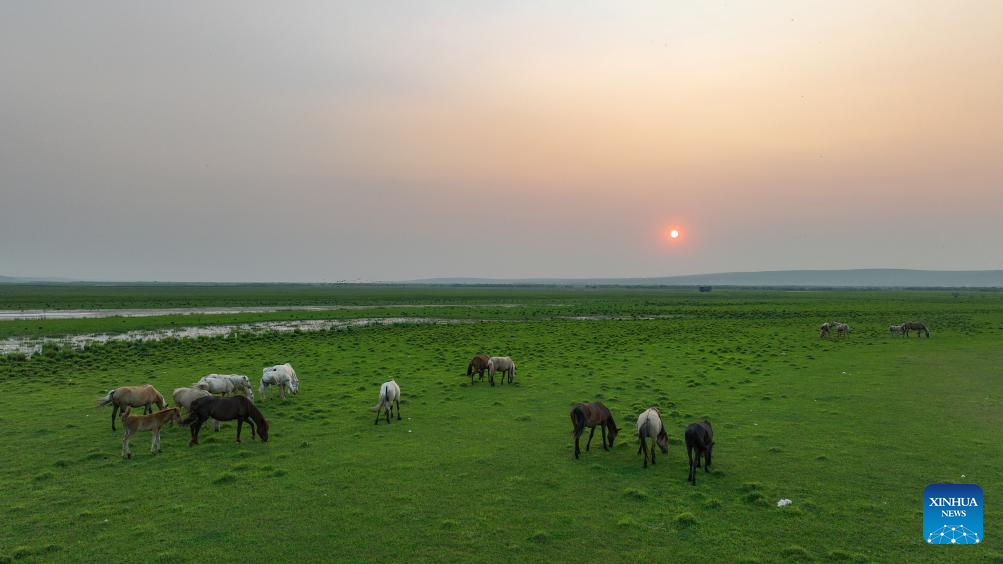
[372, 388, 387, 412]
[96, 389, 115, 408]
[570, 406, 585, 437]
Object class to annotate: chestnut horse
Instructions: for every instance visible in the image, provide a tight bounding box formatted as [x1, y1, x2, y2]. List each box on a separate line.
[97, 385, 167, 431]
[183, 396, 269, 446]
[120, 407, 182, 458]
[570, 402, 619, 459]
[466, 355, 490, 384]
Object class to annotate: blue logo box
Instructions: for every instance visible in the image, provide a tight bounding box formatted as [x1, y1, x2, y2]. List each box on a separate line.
[924, 484, 983, 545]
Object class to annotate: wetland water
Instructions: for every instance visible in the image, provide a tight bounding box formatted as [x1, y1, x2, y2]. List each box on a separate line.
[0, 317, 473, 356]
[0, 303, 523, 320]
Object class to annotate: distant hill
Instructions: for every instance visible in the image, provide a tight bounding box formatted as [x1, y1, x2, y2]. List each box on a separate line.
[406, 269, 1003, 288]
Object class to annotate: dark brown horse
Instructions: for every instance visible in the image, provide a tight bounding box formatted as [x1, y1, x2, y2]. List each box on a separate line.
[685, 419, 714, 485]
[902, 321, 930, 338]
[466, 354, 490, 384]
[570, 402, 619, 459]
[182, 396, 269, 446]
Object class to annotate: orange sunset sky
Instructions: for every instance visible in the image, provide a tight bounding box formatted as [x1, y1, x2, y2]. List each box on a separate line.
[2, 1, 1001, 281]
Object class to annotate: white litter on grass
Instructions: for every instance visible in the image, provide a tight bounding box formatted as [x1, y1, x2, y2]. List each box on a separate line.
[777, 499, 793, 508]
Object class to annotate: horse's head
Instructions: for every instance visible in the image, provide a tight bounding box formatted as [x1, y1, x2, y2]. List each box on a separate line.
[257, 419, 269, 442]
[656, 428, 669, 454]
[168, 408, 182, 425]
[156, 392, 167, 409]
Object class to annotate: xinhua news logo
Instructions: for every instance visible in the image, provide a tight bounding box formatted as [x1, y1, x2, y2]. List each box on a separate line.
[924, 484, 983, 545]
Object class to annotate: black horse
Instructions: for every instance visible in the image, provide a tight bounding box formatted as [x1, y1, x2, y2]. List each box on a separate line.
[182, 396, 269, 446]
[684, 419, 714, 485]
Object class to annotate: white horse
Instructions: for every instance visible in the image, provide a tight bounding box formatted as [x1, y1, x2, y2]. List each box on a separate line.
[835, 323, 850, 337]
[260, 363, 298, 401]
[172, 387, 220, 432]
[889, 324, 904, 336]
[636, 407, 669, 468]
[487, 356, 516, 386]
[372, 380, 401, 424]
[194, 374, 254, 399]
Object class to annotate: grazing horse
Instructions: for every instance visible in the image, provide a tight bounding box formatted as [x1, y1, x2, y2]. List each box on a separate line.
[889, 324, 905, 336]
[636, 407, 669, 468]
[120, 407, 182, 458]
[97, 385, 167, 431]
[466, 355, 491, 384]
[570, 402, 619, 459]
[902, 321, 930, 338]
[819, 322, 831, 338]
[194, 374, 254, 399]
[372, 380, 401, 424]
[260, 364, 298, 401]
[684, 419, 714, 485]
[487, 356, 516, 386]
[172, 387, 220, 432]
[183, 396, 269, 446]
[835, 323, 850, 337]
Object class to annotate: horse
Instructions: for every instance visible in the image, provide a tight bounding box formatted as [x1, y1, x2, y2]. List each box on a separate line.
[684, 419, 714, 485]
[182, 396, 269, 446]
[466, 355, 491, 384]
[487, 356, 516, 386]
[835, 323, 850, 337]
[96, 385, 167, 431]
[260, 364, 298, 401]
[194, 374, 254, 399]
[889, 324, 905, 336]
[819, 322, 831, 338]
[570, 402, 619, 459]
[902, 321, 930, 338]
[372, 380, 401, 424]
[636, 407, 669, 468]
[172, 387, 220, 432]
[120, 407, 182, 458]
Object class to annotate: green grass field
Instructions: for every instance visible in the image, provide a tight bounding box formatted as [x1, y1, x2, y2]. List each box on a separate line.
[1, 287, 1001, 562]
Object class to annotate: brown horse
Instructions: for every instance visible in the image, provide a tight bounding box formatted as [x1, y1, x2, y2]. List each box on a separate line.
[902, 321, 930, 338]
[570, 402, 619, 459]
[120, 407, 182, 458]
[466, 354, 490, 384]
[97, 385, 167, 431]
[183, 396, 269, 446]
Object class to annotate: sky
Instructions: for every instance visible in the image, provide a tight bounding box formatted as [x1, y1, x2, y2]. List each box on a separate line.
[1, 1, 1001, 282]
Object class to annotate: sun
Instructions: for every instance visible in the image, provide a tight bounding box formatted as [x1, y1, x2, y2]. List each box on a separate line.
[670, 229, 679, 239]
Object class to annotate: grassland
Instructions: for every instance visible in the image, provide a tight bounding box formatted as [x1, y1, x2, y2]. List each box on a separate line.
[1, 287, 1001, 562]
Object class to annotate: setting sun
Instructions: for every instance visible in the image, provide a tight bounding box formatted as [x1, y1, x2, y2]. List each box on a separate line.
[670, 229, 679, 239]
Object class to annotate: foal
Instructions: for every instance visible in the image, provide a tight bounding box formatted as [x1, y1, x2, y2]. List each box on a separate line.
[570, 402, 619, 459]
[120, 407, 182, 459]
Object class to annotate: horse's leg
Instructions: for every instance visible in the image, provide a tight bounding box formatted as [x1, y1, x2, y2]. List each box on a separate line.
[235, 419, 243, 443]
[687, 445, 695, 484]
[122, 428, 131, 458]
[144, 402, 151, 415]
[395, 397, 401, 420]
[640, 433, 648, 468]
[374, 403, 382, 425]
[189, 419, 202, 447]
[111, 404, 118, 431]
[586, 426, 595, 451]
[385, 405, 391, 424]
[574, 428, 582, 459]
[213, 418, 220, 432]
[151, 429, 159, 454]
[601, 424, 608, 450]
[704, 449, 711, 472]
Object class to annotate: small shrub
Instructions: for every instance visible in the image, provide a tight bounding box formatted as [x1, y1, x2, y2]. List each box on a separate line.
[674, 512, 697, 528]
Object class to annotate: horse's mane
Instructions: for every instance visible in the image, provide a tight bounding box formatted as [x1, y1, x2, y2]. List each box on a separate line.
[240, 396, 268, 427]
